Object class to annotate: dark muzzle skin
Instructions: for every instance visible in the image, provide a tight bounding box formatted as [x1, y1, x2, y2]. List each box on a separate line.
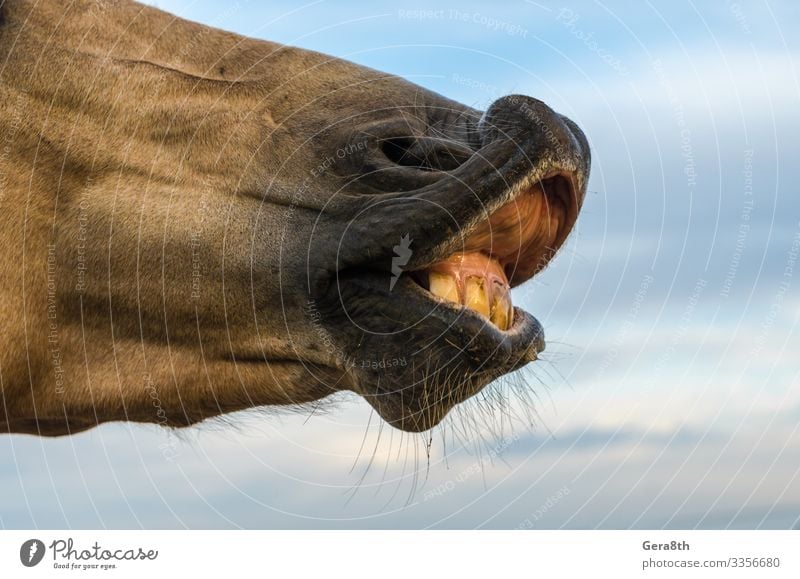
[0, 0, 589, 436]
[306, 95, 590, 431]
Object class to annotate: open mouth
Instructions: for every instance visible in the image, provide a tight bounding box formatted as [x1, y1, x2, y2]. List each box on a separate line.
[407, 173, 578, 333]
[319, 170, 581, 431]
[325, 169, 580, 370]
[311, 99, 589, 432]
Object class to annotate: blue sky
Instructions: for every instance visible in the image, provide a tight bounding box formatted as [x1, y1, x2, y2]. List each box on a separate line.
[1, 0, 798, 529]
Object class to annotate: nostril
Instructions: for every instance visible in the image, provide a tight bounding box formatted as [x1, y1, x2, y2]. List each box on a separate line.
[380, 136, 472, 172]
[381, 137, 433, 170]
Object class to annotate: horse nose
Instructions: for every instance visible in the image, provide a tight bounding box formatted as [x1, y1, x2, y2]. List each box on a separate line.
[479, 94, 589, 168]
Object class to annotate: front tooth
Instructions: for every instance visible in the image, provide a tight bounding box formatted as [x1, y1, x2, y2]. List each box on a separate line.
[429, 271, 460, 304]
[490, 283, 512, 330]
[464, 276, 490, 318]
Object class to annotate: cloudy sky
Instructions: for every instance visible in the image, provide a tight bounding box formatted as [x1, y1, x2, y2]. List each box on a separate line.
[2, 0, 798, 529]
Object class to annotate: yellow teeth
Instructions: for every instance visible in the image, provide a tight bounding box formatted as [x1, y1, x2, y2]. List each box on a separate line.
[428, 271, 460, 303]
[412, 181, 568, 331]
[490, 284, 512, 330]
[424, 254, 513, 331]
[465, 277, 491, 318]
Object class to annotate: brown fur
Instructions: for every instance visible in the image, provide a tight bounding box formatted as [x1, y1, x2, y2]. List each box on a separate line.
[0, 0, 369, 434]
[0, 0, 589, 435]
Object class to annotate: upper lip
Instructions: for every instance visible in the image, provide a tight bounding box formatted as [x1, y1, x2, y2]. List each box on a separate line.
[332, 163, 582, 299]
[326, 132, 587, 287]
[408, 169, 580, 288]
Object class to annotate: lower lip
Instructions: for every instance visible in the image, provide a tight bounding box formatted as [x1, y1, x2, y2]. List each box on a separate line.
[333, 271, 545, 362]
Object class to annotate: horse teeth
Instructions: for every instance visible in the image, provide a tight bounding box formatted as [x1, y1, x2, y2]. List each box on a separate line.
[428, 271, 460, 304]
[464, 276, 490, 318]
[422, 252, 513, 329]
[490, 284, 512, 331]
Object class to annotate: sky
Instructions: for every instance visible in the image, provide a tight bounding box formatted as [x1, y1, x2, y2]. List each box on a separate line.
[1, 0, 799, 529]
